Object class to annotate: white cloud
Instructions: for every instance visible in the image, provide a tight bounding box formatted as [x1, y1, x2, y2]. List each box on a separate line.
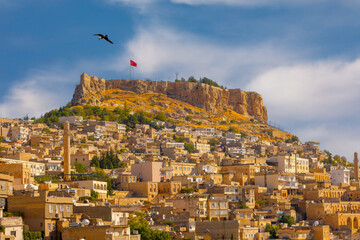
[0, 68, 77, 118]
[114, 27, 298, 85]
[114, 26, 360, 158]
[246, 58, 360, 158]
[247, 59, 360, 121]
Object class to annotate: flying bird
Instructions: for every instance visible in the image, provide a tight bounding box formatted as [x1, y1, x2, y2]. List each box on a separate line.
[93, 34, 113, 44]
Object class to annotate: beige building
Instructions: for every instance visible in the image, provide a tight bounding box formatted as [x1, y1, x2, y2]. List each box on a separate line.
[70, 151, 96, 168]
[58, 116, 83, 124]
[8, 191, 73, 240]
[207, 196, 229, 221]
[0, 217, 23, 240]
[70, 180, 108, 200]
[269, 155, 309, 174]
[0, 158, 45, 177]
[170, 161, 196, 177]
[127, 182, 158, 200]
[255, 172, 298, 190]
[195, 142, 211, 154]
[0, 163, 32, 187]
[169, 195, 208, 220]
[0, 173, 14, 199]
[131, 161, 162, 182]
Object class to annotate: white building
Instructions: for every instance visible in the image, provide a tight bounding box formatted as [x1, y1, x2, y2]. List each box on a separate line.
[268, 155, 309, 174]
[195, 143, 211, 154]
[331, 168, 350, 186]
[165, 142, 184, 149]
[255, 172, 298, 190]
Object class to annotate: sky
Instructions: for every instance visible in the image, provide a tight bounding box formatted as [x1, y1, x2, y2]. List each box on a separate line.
[1, 0, 360, 159]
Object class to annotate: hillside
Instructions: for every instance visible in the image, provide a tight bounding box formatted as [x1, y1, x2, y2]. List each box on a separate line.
[45, 73, 290, 141]
[71, 73, 268, 122]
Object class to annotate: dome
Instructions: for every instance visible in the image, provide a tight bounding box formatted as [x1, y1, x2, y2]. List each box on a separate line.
[82, 219, 90, 226]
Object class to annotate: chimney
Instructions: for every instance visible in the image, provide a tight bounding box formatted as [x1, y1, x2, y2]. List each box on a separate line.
[64, 121, 71, 181]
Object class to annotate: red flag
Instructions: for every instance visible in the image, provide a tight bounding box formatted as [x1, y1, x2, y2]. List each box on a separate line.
[130, 60, 137, 67]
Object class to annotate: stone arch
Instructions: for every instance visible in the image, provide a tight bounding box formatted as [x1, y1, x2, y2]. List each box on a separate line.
[347, 217, 353, 229]
[355, 217, 359, 229]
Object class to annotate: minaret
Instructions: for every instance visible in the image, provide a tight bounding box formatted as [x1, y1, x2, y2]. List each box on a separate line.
[354, 152, 359, 181]
[63, 121, 71, 181]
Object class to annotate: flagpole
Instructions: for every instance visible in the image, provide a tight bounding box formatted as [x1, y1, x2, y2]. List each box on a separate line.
[130, 63, 131, 80]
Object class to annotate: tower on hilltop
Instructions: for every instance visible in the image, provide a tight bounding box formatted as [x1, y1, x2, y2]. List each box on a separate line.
[354, 152, 359, 181]
[63, 121, 71, 181]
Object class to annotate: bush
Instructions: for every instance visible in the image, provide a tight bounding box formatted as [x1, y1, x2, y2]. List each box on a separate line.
[228, 127, 238, 133]
[185, 116, 192, 121]
[180, 187, 198, 193]
[74, 162, 86, 174]
[239, 203, 249, 209]
[24, 231, 42, 240]
[154, 112, 167, 121]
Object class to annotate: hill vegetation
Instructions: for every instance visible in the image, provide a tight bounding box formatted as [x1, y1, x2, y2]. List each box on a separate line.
[35, 87, 291, 141]
[175, 76, 224, 89]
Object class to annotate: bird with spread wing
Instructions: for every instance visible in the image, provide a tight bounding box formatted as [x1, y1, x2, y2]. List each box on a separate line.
[93, 34, 113, 44]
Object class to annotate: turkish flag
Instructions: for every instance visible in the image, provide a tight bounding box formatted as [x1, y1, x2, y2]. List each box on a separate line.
[130, 60, 137, 67]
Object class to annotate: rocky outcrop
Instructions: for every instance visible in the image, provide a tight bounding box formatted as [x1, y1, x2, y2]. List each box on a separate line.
[72, 73, 268, 122]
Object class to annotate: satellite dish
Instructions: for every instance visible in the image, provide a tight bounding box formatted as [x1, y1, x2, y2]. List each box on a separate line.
[82, 219, 90, 226]
[313, 221, 319, 226]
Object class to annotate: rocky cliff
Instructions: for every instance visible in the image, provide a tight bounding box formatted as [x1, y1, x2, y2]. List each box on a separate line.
[71, 73, 268, 122]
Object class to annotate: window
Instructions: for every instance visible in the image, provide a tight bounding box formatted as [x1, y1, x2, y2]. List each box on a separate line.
[56, 205, 59, 213]
[66, 205, 70, 213]
[48, 223, 51, 231]
[1, 183, 5, 190]
[49, 204, 53, 213]
[10, 231, 16, 237]
[60, 205, 63, 212]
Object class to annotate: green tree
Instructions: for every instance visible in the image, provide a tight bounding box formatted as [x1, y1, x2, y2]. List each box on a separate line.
[265, 223, 279, 239]
[279, 215, 296, 227]
[74, 162, 86, 174]
[91, 190, 99, 199]
[91, 150, 126, 169]
[184, 143, 195, 153]
[129, 211, 172, 240]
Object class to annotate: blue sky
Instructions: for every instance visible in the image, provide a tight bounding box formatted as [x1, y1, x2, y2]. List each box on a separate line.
[2, 0, 360, 159]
